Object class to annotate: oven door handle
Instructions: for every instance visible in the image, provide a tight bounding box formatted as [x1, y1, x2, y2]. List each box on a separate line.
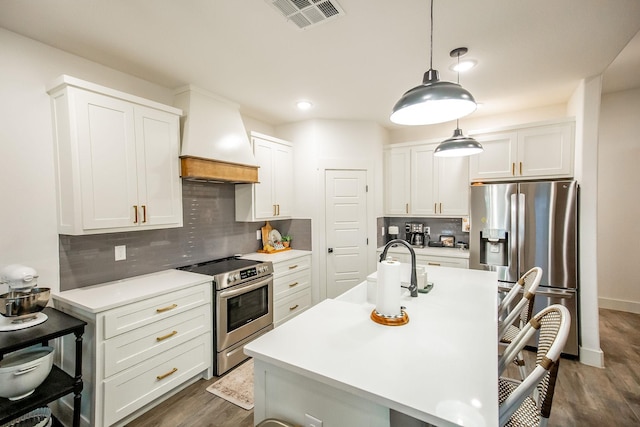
[218, 276, 272, 299]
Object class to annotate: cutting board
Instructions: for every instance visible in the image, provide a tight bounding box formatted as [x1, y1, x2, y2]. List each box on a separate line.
[261, 221, 272, 249]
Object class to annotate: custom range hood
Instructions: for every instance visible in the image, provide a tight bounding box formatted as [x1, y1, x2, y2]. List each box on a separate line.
[174, 86, 258, 183]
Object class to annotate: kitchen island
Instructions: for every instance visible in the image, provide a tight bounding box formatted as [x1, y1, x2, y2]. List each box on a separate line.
[244, 265, 498, 427]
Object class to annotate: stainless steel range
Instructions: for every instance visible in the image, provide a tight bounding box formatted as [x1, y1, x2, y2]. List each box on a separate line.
[177, 257, 274, 375]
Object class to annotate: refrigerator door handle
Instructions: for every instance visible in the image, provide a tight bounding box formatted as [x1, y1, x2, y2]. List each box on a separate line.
[510, 193, 518, 280]
[535, 288, 576, 298]
[518, 193, 525, 278]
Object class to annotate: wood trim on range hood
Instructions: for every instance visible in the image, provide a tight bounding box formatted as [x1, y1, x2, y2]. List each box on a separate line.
[180, 156, 258, 184]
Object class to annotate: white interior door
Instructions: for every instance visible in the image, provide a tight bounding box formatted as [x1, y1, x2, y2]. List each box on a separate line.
[325, 170, 368, 299]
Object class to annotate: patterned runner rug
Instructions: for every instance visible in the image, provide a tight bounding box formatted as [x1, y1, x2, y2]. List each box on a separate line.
[206, 359, 254, 410]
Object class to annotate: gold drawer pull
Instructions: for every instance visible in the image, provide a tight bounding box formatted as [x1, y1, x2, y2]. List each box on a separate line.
[156, 304, 177, 313]
[288, 265, 298, 270]
[289, 281, 299, 288]
[156, 330, 177, 342]
[289, 304, 299, 311]
[428, 262, 441, 266]
[156, 367, 178, 380]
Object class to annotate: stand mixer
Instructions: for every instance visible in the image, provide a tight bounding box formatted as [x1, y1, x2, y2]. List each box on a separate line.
[0, 264, 50, 331]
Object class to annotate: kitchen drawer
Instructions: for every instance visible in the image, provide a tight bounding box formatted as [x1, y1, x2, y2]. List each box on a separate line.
[104, 304, 211, 377]
[272, 256, 311, 279]
[274, 288, 311, 326]
[103, 334, 210, 427]
[103, 283, 211, 339]
[274, 268, 311, 300]
[417, 255, 468, 269]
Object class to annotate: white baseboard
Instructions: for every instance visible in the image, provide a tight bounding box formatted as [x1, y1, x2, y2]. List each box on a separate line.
[598, 297, 640, 314]
[579, 345, 605, 368]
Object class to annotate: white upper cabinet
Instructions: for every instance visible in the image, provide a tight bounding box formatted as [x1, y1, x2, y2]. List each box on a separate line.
[469, 120, 574, 181]
[48, 76, 183, 235]
[384, 142, 469, 216]
[235, 132, 293, 221]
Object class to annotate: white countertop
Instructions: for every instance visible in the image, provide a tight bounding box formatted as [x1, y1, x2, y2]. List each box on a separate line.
[245, 266, 498, 427]
[240, 249, 312, 263]
[52, 269, 212, 313]
[377, 245, 470, 259]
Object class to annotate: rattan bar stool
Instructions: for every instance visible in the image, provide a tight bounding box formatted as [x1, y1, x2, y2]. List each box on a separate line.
[498, 304, 570, 427]
[498, 266, 542, 380]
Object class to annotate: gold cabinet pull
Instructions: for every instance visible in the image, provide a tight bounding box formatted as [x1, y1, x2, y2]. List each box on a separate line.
[273, 205, 277, 216]
[434, 203, 437, 214]
[405, 203, 409, 214]
[142, 205, 147, 223]
[133, 205, 139, 224]
[156, 303, 177, 313]
[156, 330, 177, 342]
[519, 162, 523, 176]
[289, 281, 299, 288]
[277, 204, 280, 216]
[428, 262, 441, 266]
[288, 264, 298, 270]
[156, 367, 178, 380]
[289, 304, 299, 311]
[512, 163, 515, 176]
[439, 203, 442, 214]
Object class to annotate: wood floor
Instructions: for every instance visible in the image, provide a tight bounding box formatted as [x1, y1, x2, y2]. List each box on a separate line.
[125, 308, 640, 427]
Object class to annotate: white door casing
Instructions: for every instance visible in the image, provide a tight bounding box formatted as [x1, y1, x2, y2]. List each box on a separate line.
[325, 170, 368, 299]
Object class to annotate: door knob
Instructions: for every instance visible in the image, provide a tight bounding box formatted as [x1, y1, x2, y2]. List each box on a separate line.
[328, 248, 333, 253]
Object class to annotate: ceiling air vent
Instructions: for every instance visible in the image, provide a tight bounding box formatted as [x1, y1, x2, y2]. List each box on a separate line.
[266, 0, 345, 29]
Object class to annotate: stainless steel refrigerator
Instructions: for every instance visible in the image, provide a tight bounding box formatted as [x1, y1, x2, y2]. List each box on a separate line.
[469, 180, 579, 356]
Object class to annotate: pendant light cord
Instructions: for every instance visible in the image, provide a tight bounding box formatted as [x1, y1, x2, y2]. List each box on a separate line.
[429, 0, 434, 70]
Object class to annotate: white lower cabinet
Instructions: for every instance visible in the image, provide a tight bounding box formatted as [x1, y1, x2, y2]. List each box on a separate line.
[52, 272, 212, 427]
[377, 248, 469, 269]
[272, 254, 312, 327]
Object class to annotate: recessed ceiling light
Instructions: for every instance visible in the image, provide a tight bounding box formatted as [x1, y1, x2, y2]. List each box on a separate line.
[296, 100, 313, 110]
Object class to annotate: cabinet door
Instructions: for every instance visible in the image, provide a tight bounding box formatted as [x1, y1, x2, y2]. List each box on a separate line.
[517, 123, 573, 178]
[384, 148, 410, 215]
[436, 155, 469, 216]
[134, 106, 182, 226]
[273, 142, 293, 217]
[253, 137, 277, 219]
[469, 132, 518, 181]
[410, 145, 437, 215]
[75, 90, 139, 230]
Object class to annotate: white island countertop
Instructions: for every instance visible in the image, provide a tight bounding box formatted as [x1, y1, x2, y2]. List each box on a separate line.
[245, 266, 498, 427]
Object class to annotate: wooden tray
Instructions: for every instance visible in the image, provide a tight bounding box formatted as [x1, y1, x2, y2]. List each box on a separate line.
[257, 247, 292, 254]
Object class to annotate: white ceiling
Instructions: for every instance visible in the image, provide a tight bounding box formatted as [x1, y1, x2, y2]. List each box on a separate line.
[1, 0, 640, 129]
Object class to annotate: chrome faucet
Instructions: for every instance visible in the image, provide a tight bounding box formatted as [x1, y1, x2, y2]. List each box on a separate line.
[379, 239, 418, 297]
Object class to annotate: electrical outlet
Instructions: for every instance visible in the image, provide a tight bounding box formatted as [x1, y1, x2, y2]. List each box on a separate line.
[305, 414, 323, 427]
[256, 230, 262, 240]
[425, 226, 430, 235]
[381, 226, 385, 236]
[114, 245, 126, 261]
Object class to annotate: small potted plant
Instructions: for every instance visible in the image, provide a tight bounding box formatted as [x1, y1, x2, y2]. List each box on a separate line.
[281, 235, 291, 248]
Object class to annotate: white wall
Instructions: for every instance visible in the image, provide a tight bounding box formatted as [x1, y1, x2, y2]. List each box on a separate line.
[568, 77, 604, 368]
[597, 87, 640, 313]
[0, 28, 176, 294]
[276, 120, 387, 303]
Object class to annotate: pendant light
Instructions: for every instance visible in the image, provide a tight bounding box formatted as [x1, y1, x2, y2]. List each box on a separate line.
[434, 47, 483, 157]
[390, 0, 477, 126]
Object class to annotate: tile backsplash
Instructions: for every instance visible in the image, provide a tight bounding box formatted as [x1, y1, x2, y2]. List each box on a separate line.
[59, 181, 311, 290]
[376, 216, 468, 248]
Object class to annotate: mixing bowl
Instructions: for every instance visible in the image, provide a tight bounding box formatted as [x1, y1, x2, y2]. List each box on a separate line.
[0, 346, 54, 400]
[0, 288, 50, 317]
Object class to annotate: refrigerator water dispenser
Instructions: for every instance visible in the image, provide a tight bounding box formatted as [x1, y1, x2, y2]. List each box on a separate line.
[480, 229, 508, 266]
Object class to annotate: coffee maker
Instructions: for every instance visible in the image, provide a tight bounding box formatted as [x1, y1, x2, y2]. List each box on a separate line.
[405, 222, 428, 247]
